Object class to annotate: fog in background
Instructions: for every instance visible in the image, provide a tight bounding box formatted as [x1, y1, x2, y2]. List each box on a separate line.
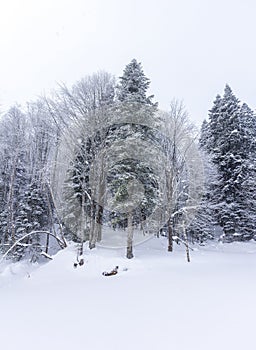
[1, 0, 256, 124]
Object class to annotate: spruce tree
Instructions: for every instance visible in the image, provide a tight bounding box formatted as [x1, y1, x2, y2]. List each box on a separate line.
[113, 60, 159, 257]
[0, 106, 50, 260]
[205, 85, 256, 242]
[117, 58, 157, 106]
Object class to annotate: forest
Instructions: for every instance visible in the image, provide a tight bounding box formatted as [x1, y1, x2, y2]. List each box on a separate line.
[1, 58, 255, 262]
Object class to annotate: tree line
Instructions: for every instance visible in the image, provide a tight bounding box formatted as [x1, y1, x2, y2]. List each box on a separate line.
[0, 59, 255, 261]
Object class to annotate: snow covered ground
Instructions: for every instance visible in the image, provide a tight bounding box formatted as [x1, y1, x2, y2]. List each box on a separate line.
[1, 238, 256, 350]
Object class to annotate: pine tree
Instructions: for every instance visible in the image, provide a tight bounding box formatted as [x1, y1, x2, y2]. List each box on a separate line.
[204, 85, 256, 242]
[117, 59, 157, 106]
[199, 119, 210, 149]
[111, 60, 159, 257]
[62, 140, 92, 243]
[0, 106, 51, 260]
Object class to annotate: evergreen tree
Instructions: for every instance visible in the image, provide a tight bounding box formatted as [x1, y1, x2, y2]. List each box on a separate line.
[112, 60, 159, 257]
[117, 58, 157, 106]
[199, 119, 210, 149]
[204, 85, 256, 242]
[0, 106, 51, 260]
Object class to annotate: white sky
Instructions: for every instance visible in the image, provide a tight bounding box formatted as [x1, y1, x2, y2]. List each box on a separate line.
[0, 0, 256, 124]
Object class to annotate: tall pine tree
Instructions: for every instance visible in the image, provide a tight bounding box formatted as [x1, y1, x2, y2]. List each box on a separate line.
[117, 59, 157, 106]
[204, 85, 256, 242]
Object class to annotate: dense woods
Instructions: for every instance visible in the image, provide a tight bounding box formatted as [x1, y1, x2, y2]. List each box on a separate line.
[0, 59, 255, 261]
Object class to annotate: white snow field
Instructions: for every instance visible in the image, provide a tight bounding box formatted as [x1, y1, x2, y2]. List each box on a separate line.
[1, 238, 256, 350]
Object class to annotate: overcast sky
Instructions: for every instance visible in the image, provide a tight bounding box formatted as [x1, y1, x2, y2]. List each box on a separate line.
[0, 0, 256, 124]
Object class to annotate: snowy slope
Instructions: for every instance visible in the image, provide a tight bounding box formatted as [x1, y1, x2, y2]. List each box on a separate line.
[1, 238, 256, 350]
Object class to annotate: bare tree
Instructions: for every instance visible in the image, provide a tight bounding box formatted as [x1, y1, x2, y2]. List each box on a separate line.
[47, 71, 115, 252]
[159, 99, 204, 253]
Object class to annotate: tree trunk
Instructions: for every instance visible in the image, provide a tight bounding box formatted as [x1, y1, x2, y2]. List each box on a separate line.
[47, 181, 67, 247]
[90, 154, 105, 248]
[94, 204, 103, 244]
[45, 232, 50, 254]
[7, 153, 18, 245]
[45, 189, 55, 254]
[167, 218, 173, 252]
[94, 163, 105, 244]
[89, 203, 96, 249]
[80, 191, 86, 249]
[126, 211, 134, 259]
[182, 221, 190, 262]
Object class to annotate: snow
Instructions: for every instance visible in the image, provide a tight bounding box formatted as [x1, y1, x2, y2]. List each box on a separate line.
[1, 238, 256, 350]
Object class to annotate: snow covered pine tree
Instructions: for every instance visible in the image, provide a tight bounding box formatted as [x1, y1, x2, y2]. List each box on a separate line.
[203, 85, 256, 242]
[117, 58, 157, 107]
[111, 59, 159, 258]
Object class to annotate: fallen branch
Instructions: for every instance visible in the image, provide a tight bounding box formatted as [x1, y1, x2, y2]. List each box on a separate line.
[0, 230, 66, 263]
[40, 251, 53, 260]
